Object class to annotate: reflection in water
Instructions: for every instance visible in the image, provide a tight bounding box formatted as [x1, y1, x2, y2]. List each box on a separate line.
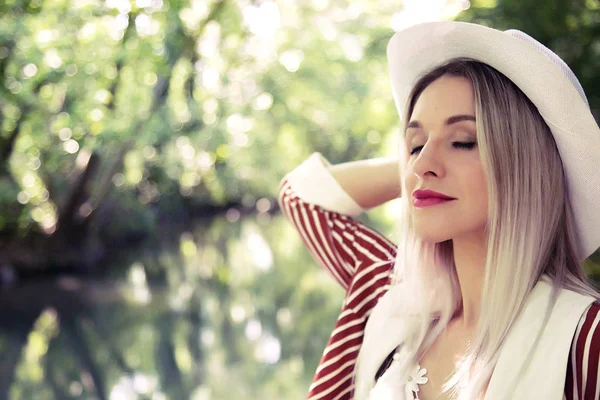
[0, 215, 346, 399]
[4, 212, 599, 399]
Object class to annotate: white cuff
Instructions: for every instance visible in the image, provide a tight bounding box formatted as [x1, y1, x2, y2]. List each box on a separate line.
[285, 152, 364, 216]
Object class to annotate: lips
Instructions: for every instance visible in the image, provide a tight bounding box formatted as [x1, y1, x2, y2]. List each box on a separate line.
[412, 189, 456, 200]
[412, 189, 456, 208]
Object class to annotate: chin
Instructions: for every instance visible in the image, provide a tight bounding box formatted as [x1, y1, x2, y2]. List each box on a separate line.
[413, 231, 454, 244]
[412, 220, 456, 243]
[413, 222, 488, 245]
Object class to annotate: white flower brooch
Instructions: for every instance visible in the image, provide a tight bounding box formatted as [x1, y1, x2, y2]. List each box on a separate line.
[368, 351, 429, 400]
[402, 360, 429, 399]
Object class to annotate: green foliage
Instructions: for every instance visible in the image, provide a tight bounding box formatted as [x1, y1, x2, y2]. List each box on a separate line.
[0, 0, 399, 247]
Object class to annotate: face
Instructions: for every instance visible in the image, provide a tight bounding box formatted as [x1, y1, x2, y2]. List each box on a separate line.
[403, 75, 488, 244]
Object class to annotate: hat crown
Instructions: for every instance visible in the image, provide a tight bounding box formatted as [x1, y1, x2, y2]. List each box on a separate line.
[505, 29, 589, 107]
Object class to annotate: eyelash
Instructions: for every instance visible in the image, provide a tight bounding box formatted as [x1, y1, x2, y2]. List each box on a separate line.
[409, 141, 477, 155]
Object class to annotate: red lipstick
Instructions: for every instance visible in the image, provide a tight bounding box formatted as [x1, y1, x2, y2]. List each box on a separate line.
[412, 189, 456, 208]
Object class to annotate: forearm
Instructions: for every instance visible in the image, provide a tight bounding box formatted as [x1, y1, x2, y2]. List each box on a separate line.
[329, 157, 401, 209]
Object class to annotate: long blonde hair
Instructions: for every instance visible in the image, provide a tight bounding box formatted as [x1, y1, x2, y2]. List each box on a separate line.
[378, 59, 599, 399]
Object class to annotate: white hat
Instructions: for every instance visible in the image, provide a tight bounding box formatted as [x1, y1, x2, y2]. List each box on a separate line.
[387, 21, 600, 261]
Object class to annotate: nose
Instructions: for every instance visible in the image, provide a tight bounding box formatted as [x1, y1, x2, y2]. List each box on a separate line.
[411, 142, 445, 180]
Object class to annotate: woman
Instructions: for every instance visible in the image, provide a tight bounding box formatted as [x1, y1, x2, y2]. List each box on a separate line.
[278, 22, 600, 399]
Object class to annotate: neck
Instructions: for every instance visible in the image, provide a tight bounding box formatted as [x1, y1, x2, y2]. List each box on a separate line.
[452, 230, 488, 329]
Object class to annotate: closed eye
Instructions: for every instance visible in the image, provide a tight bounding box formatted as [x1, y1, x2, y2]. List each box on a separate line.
[410, 141, 477, 155]
[453, 141, 477, 150]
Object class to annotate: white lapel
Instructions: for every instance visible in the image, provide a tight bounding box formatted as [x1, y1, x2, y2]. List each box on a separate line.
[355, 277, 594, 400]
[354, 284, 412, 400]
[484, 277, 595, 400]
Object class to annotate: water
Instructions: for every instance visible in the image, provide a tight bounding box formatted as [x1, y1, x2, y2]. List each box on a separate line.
[4, 211, 596, 400]
[0, 214, 346, 400]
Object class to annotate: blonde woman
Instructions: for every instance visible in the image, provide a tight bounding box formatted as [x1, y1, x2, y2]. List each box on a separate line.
[278, 22, 600, 400]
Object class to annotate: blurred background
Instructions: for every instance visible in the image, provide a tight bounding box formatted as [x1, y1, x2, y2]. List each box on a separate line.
[1, 0, 600, 399]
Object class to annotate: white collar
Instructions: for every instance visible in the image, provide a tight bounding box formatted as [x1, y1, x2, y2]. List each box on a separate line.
[355, 278, 595, 400]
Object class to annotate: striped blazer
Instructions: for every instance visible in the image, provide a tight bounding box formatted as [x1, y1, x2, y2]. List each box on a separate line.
[278, 152, 600, 400]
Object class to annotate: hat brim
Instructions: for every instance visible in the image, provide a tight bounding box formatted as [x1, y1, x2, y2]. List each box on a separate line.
[387, 21, 600, 260]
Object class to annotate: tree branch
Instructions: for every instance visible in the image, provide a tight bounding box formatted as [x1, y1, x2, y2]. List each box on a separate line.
[107, 12, 137, 111]
[0, 103, 30, 166]
[74, 0, 229, 226]
[199, 0, 227, 34]
[57, 151, 100, 232]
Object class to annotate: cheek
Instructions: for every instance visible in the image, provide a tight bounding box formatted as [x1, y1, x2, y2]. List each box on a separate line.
[465, 166, 489, 209]
[402, 158, 415, 180]
[403, 169, 416, 195]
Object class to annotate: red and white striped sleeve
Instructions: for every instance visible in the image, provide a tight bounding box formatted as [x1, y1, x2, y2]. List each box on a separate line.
[565, 302, 600, 399]
[278, 152, 397, 291]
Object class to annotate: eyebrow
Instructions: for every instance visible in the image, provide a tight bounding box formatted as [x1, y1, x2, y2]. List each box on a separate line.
[406, 114, 476, 130]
